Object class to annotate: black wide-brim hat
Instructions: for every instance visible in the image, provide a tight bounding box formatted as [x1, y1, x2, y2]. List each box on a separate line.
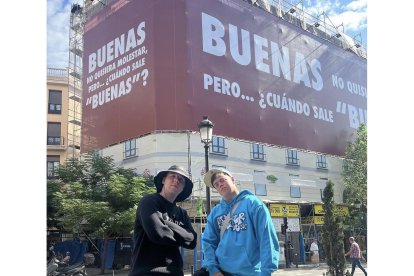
[154, 165, 194, 202]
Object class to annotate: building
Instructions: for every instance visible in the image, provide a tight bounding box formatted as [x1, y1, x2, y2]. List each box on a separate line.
[47, 67, 82, 178]
[47, 68, 69, 178]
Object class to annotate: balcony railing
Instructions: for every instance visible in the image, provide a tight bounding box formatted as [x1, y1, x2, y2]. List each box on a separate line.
[316, 161, 328, 169]
[251, 151, 266, 161]
[286, 156, 300, 166]
[47, 68, 68, 78]
[47, 136, 64, 146]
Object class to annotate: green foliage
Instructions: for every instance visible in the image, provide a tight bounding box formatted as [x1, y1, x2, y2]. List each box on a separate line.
[266, 175, 278, 183]
[342, 124, 367, 206]
[47, 152, 156, 274]
[322, 181, 346, 276]
[47, 179, 62, 228]
[47, 152, 156, 236]
[341, 124, 367, 235]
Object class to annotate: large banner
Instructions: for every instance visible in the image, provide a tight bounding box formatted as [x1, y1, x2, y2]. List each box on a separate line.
[82, 0, 367, 155]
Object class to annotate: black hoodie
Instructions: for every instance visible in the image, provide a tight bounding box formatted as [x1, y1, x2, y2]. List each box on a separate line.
[129, 193, 197, 275]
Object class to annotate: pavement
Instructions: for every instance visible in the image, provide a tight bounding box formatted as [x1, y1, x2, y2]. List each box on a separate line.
[85, 262, 368, 275]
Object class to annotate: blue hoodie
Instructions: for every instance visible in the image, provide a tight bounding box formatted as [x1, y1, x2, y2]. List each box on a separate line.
[202, 190, 279, 276]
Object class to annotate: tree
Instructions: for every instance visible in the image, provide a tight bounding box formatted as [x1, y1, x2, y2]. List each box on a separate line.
[321, 180, 346, 276]
[342, 124, 367, 206]
[48, 152, 155, 274]
[342, 124, 367, 235]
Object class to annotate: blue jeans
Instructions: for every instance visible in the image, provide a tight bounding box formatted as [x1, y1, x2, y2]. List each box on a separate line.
[351, 257, 367, 276]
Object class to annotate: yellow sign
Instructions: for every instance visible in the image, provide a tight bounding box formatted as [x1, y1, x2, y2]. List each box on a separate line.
[314, 204, 349, 216]
[301, 217, 313, 224]
[301, 216, 325, 225]
[314, 216, 324, 225]
[269, 204, 299, 217]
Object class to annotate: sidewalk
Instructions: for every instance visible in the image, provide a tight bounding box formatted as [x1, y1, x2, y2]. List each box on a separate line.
[86, 263, 367, 276]
[85, 263, 364, 275]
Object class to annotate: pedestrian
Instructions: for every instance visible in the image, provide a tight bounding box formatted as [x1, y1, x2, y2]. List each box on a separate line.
[345, 237, 367, 276]
[310, 238, 319, 267]
[200, 168, 279, 275]
[129, 165, 197, 276]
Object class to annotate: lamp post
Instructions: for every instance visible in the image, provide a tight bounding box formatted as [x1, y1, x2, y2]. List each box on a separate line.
[198, 115, 214, 215]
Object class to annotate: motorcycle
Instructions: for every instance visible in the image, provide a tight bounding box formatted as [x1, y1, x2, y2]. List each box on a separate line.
[47, 248, 88, 276]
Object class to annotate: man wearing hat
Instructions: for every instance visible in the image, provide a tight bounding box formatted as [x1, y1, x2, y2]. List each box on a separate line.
[200, 168, 279, 276]
[129, 165, 197, 276]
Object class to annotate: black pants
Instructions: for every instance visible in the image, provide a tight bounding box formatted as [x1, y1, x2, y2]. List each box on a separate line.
[351, 258, 367, 276]
[193, 267, 232, 276]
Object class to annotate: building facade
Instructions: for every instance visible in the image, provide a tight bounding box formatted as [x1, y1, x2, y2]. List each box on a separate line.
[47, 68, 82, 178]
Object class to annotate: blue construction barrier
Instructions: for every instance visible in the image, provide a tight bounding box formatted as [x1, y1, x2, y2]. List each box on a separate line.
[97, 239, 117, 269]
[52, 240, 89, 265]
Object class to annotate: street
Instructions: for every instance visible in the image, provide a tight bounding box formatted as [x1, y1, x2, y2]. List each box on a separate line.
[85, 263, 368, 275]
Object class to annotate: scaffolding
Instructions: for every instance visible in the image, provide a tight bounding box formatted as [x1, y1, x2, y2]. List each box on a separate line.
[246, 0, 367, 59]
[67, 3, 85, 160]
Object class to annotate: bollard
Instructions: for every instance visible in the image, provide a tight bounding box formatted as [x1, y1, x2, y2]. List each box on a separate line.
[294, 253, 298, 268]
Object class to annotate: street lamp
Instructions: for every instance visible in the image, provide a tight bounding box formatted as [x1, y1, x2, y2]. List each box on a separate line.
[354, 199, 361, 209]
[198, 115, 214, 215]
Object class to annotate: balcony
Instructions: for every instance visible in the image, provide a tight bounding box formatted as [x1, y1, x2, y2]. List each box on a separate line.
[286, 157, 300, 166]
[210, 146, 228, 156]
[316, 161, 328, 170]
[251, 151, 266, 162]
[47, 136, 66, 150]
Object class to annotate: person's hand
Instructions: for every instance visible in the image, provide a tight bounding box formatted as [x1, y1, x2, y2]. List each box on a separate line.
[162, 212, 169, 221]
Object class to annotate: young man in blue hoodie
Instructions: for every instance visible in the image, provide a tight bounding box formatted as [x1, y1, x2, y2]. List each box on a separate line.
[201, 168, 279, 276]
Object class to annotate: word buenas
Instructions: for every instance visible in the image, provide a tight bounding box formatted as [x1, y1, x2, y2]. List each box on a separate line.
[202, 13, 323, 91]
[87, 78, 132, 109]
[88, 21, 146, 74]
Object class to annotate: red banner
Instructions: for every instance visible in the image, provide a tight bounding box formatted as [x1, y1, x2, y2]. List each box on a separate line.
[82, 0, 366, 156]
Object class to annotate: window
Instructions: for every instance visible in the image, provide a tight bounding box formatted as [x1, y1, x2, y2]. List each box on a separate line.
[255, 184, 267, 196]
[211, 136, 226, 155]
[94, 149, 103, 157]
[286, 149, 299, 165]
[124, 139, 137, 158]
[254, 170, 267, 196]
[47, 156, 60, 178]
[251, 143, 265, 161]
[316, 154, 327, 169]
[290, 186, 301, 198]
[47, 122, 61, 145]
[48, 90, 62, 114]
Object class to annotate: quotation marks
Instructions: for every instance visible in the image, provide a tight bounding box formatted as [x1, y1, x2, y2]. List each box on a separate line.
[336, 101, 347, 114]
[132, 69, 149, 86]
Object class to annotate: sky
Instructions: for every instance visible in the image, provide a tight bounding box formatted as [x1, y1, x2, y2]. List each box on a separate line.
[47, 0, 367, 68]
